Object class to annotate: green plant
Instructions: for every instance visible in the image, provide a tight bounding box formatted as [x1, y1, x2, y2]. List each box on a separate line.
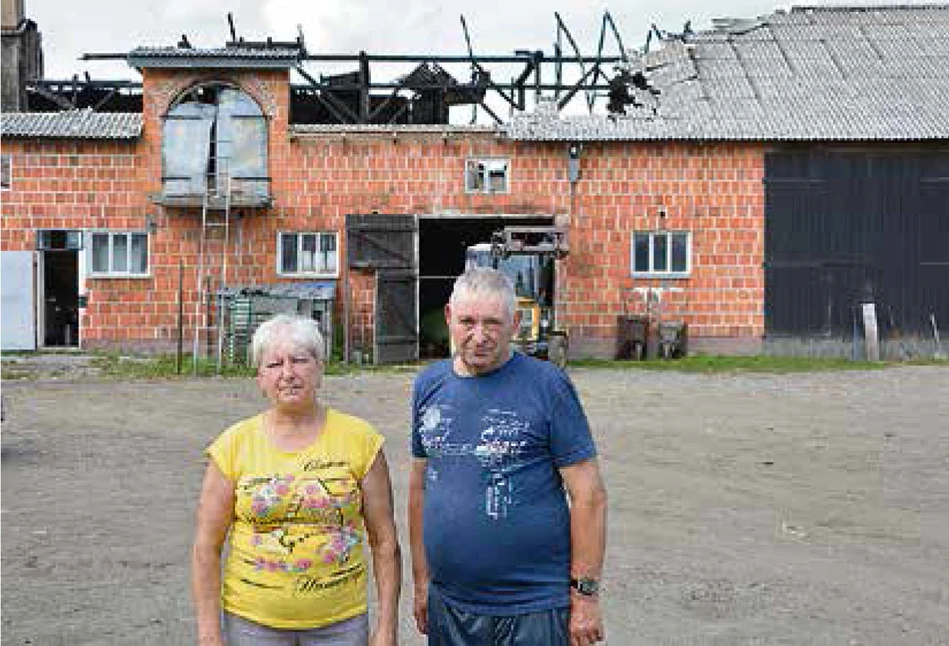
[567, 354, 889, 373]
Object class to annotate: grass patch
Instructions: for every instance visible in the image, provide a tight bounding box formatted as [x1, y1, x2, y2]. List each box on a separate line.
[568, 354, 892, 373]
[6, 351, 942, 381]
[87, 352, 389, 379]
[89, 353, 252, 379]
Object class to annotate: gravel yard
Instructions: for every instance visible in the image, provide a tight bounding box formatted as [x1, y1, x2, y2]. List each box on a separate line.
[2, 360, 948, 644]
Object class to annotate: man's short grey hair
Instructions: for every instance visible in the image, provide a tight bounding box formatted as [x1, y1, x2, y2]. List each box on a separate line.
[250, 314, 325, 368]
[450, 267, 516, 320]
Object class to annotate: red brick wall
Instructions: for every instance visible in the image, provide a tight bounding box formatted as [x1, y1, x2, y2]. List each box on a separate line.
[1, 68, 765, 357]
[562, 141, 766, 357]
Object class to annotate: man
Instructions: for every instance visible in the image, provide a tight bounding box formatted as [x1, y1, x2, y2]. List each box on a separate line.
[409, 267, 607, 645]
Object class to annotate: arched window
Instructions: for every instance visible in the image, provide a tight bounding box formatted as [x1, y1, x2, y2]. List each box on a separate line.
[161, 83, 269, 205]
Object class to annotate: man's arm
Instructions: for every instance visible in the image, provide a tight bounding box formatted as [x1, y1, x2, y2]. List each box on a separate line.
[407, 457, 430, 635]
[361, 450, 402, 646]
[560, 457, 608, 645]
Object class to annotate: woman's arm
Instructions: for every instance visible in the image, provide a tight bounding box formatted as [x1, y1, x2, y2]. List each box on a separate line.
[361, 450, 402, 646]
[191, 461, 235, 646]
[407, 457, 429, 635]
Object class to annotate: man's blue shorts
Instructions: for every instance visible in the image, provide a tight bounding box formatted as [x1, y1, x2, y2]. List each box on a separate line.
[427, 586, 569, 646]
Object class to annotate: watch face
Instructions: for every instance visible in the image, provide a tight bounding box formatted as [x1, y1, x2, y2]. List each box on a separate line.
[572, 577, 600, 595]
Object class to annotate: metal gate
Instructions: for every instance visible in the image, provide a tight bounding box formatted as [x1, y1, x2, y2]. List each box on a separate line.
[346, 214, 418, 364]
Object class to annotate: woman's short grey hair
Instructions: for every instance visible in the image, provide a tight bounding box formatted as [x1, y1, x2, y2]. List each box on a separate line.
[449, 267, 516, 320]
[250, 314, 325, 368]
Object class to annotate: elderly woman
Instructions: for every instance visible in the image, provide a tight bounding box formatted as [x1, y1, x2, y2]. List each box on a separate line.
[191, 314, 401, 646]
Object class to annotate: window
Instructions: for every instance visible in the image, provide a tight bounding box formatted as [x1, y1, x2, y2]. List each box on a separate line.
[465, 158, 509, 194]
[88, 232, 149, 277]
[1, 155, 11, 190]
[163, 83, 269, 203]
[278, 232, 338, 277]
[632, 231, 691, 277]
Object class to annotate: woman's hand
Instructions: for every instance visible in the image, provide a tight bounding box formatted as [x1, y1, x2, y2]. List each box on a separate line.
[369, 625, 398, 646]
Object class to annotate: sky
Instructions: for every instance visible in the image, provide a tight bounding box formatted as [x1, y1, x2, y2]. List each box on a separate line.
[28, 0, 806, 80]
[23, 0, 923, 119]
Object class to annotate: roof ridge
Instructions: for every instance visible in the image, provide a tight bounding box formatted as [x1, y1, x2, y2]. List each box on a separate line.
[790, 4, 949, 12]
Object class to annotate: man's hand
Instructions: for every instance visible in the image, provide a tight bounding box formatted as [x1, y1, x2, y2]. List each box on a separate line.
[569, 593, 604, 646]
[413, 581, 429, 635]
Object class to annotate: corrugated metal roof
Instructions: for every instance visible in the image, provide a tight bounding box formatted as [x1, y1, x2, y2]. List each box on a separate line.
[1, 110, 142, 139]
[128, 45, 302, 69]
[506, 5, 949, 142]
[220, 281, 336, 300]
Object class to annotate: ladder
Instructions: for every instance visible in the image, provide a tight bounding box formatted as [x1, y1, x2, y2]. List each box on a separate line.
[191, 156, 233, 376]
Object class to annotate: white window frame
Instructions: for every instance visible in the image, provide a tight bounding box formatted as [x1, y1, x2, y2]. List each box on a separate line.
[465, 157, 510, 194]
[277, 231, 339, 278]
[1, 154, 11, 190]
[631, 231, 692, 278]
[86, 231, 150, 278]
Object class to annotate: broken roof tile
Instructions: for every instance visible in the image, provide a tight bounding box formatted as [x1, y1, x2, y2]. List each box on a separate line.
[507, 4, 949, 142]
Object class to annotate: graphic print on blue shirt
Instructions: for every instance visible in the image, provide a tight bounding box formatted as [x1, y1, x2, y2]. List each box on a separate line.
[418, 403, 529, 519]
[412, 353, 596, 615]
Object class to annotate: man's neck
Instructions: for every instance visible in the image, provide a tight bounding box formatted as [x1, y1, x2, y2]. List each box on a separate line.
[452, 349, 513, 377]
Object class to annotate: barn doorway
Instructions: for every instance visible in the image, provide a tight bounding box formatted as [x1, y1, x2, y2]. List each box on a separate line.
[38, 234, 81, 347]
[417, 215, 553, 358]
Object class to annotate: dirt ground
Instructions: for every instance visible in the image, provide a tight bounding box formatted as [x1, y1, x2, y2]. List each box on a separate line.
[2, 358, 948, 645]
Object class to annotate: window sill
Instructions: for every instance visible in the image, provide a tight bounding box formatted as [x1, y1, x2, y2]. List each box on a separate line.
[632, 272, 691, 280]
[276, 272, 340, 280]
[88, 273, 152, 280]
[151, 193, 272, 209]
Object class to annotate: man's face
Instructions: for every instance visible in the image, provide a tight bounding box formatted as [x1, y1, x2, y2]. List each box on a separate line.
[446, 295, 519, 376]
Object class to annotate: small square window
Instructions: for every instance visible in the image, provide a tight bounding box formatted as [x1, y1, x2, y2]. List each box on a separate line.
[278, 232, 339, 277]
[88, 231, 150, 277]
[631, 231, 691, 278]
[465, 158, 509, 194]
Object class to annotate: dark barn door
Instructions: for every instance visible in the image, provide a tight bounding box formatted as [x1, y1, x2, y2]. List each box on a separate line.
[346, 214, 418, 363]
[765, 150, 949, 338]
[375, 270, 418, 364]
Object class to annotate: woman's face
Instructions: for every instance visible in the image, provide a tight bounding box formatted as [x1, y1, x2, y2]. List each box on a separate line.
[256, 339, 322, 411]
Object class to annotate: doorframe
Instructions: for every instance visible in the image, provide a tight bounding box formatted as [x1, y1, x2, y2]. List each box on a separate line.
[35, 251, 45, 348]
[35, 230, 85, 349]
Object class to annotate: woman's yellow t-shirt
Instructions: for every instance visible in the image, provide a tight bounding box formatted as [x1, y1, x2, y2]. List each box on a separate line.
[207, 408, 384, 629]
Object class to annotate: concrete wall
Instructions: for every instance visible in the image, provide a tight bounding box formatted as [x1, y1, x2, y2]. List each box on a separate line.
[1, 0, 26, 28]
[1, 28, 42, 111]
[1, 0, 42, 111]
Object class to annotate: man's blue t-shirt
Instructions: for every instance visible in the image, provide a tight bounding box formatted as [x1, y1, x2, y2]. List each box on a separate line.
[411, 352, 596, 615]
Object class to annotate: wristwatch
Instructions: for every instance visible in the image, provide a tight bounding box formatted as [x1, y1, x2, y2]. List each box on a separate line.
[570, 576, 600, 596]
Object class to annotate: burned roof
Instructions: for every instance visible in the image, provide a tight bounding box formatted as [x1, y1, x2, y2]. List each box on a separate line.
[1, 109, 142, 139]
[506, 5, 949, 142]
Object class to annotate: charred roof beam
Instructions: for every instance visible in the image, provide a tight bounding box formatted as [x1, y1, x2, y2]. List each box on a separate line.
[26, 84, 75, 110]
[294, 63, 360, 123]
[588, 11, 629, 112]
